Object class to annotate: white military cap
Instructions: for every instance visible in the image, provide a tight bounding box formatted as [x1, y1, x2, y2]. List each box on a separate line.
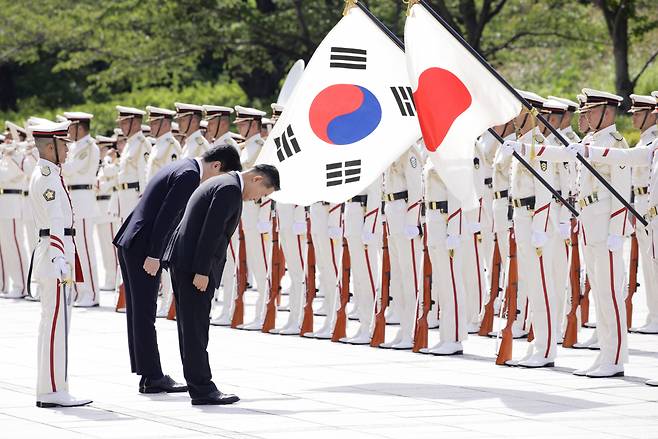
[5, 121, 26, 138]
[175, 102, 204, 115]
[29, 121, 72, 141]
[628, 94, 657, 113]
[63, 111, 94, 120]
[548, 96, 579, 112]
[26, 117, 53, 126]
[96, 135, 117, 144]
[229, 131, 244, 141]
[141, 124, 151, 134]
[581, 88, 623, 109]
[200, 120, 208, 128]
[234, 105, 266, 122]
[516, 89, 546, 107]
[171, 122, 180, 133]
[114, 128, 125, 137]
[55, 115, 68, 123]
[542, 99, 569, 113]
[271, 103, 285, 116]
[146, 106, 176, 119]
[262, 117, 274, 126]
[203, 105, 233, 118]
[116, 105, 146, 117]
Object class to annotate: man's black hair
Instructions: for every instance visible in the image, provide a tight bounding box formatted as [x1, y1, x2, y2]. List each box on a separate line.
[202, 144, 242, 172]
[253, 164, 280, 191]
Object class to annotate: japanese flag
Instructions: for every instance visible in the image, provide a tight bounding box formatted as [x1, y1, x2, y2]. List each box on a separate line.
[257, 6, 421, 205]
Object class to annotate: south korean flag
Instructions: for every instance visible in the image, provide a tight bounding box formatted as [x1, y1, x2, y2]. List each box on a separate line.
[256, 4, 421, 205]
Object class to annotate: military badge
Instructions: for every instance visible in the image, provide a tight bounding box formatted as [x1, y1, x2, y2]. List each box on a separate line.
[410, 156, 418, 168]
[41, 166, 51, 176]
[77, 150, 88, 161]
[144, 152, 150, 160]
[611, 131, 623, 142]
[534, 134, 544, 144]
[540, 161, 547, 172]
[43, 189, 56, 202]
[171, 154, 178, 161]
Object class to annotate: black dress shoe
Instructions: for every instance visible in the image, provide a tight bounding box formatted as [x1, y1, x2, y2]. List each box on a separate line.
[191, 390, 240, 405]
[139, 375, 188, 394]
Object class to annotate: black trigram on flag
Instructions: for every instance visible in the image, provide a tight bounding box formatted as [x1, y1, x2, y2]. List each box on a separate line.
[391, 86, 416, 116]
[326, 160, 362, 187]
[274, 125, 301, 162]
[330, 47, 367, 70]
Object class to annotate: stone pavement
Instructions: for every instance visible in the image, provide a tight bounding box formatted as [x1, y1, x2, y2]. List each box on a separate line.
[1, 278, 658, 439]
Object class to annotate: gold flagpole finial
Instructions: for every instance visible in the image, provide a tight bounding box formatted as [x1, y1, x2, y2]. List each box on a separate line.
[343, 0, 358, 16]
[404, 0, 420, 16]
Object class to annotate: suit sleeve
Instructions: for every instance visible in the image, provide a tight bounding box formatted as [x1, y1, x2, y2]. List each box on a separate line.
[192, 186, 242, 276]
[147, 170, 199, 258]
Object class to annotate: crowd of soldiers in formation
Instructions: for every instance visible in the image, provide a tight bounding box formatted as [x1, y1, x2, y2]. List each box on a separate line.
[2, 87, 658, 385]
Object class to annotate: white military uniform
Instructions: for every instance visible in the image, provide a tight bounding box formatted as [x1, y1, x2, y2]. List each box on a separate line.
[112, 131, 151, 220]
[181, 130, 209, 159]
[61, 133, 100, 306]
[95, 152, 118, 291]
[145, 131, 181, 183]
[21, 144, 40, 299]
[422, 161, 467, 354]
[380, 145, 423, 349]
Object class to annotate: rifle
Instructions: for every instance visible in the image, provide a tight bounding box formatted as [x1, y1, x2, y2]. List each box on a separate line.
[495, 228, 517, 365]
[626, 231, 639, 329]
[563, 217, 581, 347]
[581, 276, 591, 328]
[230, 224, 247, 328]
[331, 237, 351, 342]
[300, 213, 317, 336]
[479, 238, 501, 336]
[371, 221, 391, 347]
[262, 213, 281, 333]
[413, 223, 432, 352]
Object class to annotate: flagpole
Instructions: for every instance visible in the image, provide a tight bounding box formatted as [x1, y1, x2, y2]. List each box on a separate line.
[416, 0, 647, 227]
[355, 0, 573, 215]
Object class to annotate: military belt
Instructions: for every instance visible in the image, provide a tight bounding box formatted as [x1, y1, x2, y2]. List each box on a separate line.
[427, 200, 448, 214]
[96, 195, 111, 201]
[384, 190, 408, 202]
[512, 196, 535, 210]
[116, 182, 140, 191]
[0, 188, 23, 195]
[633, 186, 649, 196]
[347, 195, 368, 205]
[493, 189, 509, 200]
[578, 192, 600, 208]
[646, 206, 658, 221]
[23, 191, 29, 196]
[39, 228, 76, 237]
[67, 184, 93, 190]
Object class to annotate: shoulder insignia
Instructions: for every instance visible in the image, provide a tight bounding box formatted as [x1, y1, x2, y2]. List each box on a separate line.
[195, 137, 205, 146]
[611, 131, 624, 142]
[410, 156, 418, 169]
[143, 152, 150, 160]
[43, 189, 55, 202]
[169, 138, 175, 146]
[563, 162, 569, 170]
[256, 138, 264, 146]
[40, 165, 51, 176]
[76, 150, 88, 161]
[534, 134, 544, 144]
[620, 165, 626, 170]
[473, 157, 480, 169]
[540, 161, 547, 172]
[171, 154, 178, 161]
[566, 132, 576, 141]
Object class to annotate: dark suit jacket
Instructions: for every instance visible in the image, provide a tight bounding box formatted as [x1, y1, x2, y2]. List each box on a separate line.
[113, 158, 201, 258]
[162, 172, 243, 286]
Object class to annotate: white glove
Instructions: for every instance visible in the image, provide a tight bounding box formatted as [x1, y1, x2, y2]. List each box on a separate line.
[501, 140, 520, 158]
[292, 221, 306, 235]
[566, 143, 584, 158]
[558, 222, 571, 240]
[257, 221, 272, 234]
[467, 222, 481, 234]
[446, 234, 460, 250]
[531, 231, 549, 248]
[53, 256, 69, 280]
[404, 224, 420, 239]
[607, 234, 623, 252]
[328, 226, 342, 239]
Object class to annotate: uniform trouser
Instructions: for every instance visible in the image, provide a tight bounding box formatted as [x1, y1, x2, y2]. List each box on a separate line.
[214, 231, 238, 319]
[346, 236, 378, 333]
[95, 221, 118, 290]
[73, 218, 99, 303]
[551, 234, 570, 335]
[171, 266, 218, 398]
[312, 234, 341, 330]
[37, 278, 72, 396]
[0, 218, 26, 294]
[243, 228, 270, 324]
[584, 242, 628, 365]
[514, 211, 558, 360]
[461, 233, 485, 326]
[117, 246, 163, 378]
[427, 241, 467, 343]
[637, 223, 658, 324]
[387, 233, 421, 341]
[279, 230, 307, 328]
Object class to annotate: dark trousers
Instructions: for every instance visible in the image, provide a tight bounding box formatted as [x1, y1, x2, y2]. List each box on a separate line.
[118, 245, 164, 379]
[170, 266, 218, 398]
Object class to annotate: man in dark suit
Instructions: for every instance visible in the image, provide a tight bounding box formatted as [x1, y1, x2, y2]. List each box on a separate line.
[163, 164, 280, 405]
[113, 145, 242, 394]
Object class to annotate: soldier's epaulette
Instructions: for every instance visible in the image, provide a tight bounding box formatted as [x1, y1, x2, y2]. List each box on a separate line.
[533, 134, 544, 144]
[610, 131, 624, 142]
[40, 165, 51, 176]
[256, 138, 264, 146]
[195, 136, 205, 146]
[168, 138, 175, 146]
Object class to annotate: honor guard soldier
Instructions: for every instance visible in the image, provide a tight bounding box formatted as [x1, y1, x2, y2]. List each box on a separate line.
[61, 112, 100, 307]
[500, 90, 560, 368]
[21, 124, 42, 300]
[95, 135, 119, 291]
[0, 121, 28, 298]
[380, 143, 423, 349]
[176, 103, 209, 159]
[29, 120, 92, 408]
[145, 106, 181, 184]
[204, 105, 235, 147]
